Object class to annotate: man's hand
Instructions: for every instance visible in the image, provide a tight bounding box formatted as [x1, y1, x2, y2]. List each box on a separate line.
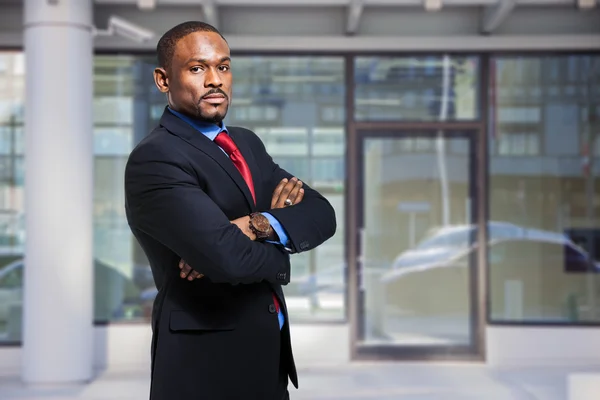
[179, 259, 204, 281]
[271, 177, 304, 209]
[179, 177, 304, 281]
[231, 215, 256, 240]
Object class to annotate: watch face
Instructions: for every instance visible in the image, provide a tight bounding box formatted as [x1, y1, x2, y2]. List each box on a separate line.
[252, 214, 271, 233]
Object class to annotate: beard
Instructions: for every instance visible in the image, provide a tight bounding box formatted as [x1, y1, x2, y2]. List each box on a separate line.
[193, 88, 229, 124]
[194, 103, 228, 124]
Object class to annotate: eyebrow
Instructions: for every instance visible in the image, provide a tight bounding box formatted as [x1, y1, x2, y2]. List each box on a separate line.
[185, 56, 231, 65]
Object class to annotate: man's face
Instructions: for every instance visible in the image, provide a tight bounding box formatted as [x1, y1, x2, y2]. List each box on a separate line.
[154, 31, 232, 124]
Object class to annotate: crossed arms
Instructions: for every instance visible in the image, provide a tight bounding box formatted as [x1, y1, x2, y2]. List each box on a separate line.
[124, 134, 336, 285]
[180, 177, 306, 281]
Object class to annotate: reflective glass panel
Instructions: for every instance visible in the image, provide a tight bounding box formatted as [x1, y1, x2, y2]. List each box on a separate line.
[228, 57, 346, 321]
[0, 52, 25, 343]
[355, 56, 479, 121]
[360, 133, 474, 346]
[489, 55, 600, 323]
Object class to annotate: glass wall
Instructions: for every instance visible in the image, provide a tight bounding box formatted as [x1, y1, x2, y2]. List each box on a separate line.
[0, 53, 346, 344]
[0, 54, 164, 343]
[0, 52, 24, 343]
[489, 55, 600, 323]
[360, 132, 474, 347]
[355, 56, 479, 121]
[3, 49, 598, 344]
[227, 57, 346, 321]
[92, 55, 164, 323]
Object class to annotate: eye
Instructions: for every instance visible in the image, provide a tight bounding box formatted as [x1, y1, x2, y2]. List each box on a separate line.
[190, 66, 203, 73]
[219, 65, 230, 72]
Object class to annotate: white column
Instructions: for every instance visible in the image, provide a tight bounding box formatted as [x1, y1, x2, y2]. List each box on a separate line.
[23, 0, 94, 384]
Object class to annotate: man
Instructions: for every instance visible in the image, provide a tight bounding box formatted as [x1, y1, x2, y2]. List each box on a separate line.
[124, 21, 337, 400]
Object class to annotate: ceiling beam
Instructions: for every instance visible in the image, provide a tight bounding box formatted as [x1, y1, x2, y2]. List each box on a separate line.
[481, 0, 517, 34]
[3, 30, 600, 51]
[94, 0, 596, 6]
[202, 0, 219, 29]
[346, 0, 364, 36]
[85, 34, 600, 51]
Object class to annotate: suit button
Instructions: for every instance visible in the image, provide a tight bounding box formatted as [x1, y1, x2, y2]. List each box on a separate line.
[268, 304, 277, 314]
[276, 272, 287, 281]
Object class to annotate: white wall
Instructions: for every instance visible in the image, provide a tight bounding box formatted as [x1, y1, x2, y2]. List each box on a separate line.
[0, 326, 153, 377]
[487, 326, 600, 367]
[4, 324, 600, 377]
[0, 323, 350, 377]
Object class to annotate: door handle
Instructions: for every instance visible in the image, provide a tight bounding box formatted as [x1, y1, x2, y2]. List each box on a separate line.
[358, 227, 366, 291]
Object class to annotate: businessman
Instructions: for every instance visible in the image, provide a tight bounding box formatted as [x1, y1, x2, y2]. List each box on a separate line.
[124, 21, 336, 400]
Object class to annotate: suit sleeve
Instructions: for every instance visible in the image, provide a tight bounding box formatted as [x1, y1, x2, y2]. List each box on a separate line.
[124, 142, 291, 285]
[245, 129, 337, 254]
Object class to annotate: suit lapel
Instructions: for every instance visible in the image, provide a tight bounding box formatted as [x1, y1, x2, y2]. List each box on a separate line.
[159, 109, 256, 210]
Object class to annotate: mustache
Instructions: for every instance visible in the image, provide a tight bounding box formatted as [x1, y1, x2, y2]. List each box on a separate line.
[201, 89, 228, 100]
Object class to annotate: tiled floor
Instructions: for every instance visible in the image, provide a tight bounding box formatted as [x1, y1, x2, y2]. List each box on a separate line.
[1, 363, 598, 400]
[1, 325, 599, 399]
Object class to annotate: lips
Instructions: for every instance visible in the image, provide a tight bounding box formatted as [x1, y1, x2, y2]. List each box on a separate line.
[201, 94, 227, 105]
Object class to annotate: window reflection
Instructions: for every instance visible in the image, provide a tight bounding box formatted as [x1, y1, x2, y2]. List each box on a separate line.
[0, 54, 348, 338]
[0, 52, 25, 343]
[355, 56, 479, 121]
[228, 57, 346, 321]
[364, 135, 473, 345]
[92, 55, 162, 323]
[489, 55, 600, 323]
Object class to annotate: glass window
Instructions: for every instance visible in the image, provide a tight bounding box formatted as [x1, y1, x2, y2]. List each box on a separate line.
[362, 134, 473, 346]
[0, 53, 345, 341]
[0, 263, 22, 288]
[489, 55, 600, 324]
[0, 52, 25, 343]
[355, 56, 479, 121]
[0, 54, 168, 341]
[0, 53, 347, 342]
[92, 55, 162, 323]
[227, 56, 346, 321]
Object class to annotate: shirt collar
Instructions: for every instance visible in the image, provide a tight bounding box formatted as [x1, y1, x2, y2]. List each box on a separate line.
[167, 107, 227, 141]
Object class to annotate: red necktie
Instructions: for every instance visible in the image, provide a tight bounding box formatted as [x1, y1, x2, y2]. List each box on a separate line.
[214, 131, 280, 314]
[214, 132, 256, 205]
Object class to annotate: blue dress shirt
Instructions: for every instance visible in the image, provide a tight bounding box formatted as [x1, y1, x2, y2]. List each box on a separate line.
[168, 108, 286, 329]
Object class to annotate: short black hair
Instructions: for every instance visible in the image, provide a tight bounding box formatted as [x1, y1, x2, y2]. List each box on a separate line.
[156, 21, 227, 69]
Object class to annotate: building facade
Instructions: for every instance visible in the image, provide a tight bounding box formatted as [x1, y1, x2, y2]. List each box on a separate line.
[0, 0, 599, 383]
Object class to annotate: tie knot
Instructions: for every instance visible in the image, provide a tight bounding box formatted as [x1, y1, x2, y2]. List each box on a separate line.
[214, 131, 238, 156]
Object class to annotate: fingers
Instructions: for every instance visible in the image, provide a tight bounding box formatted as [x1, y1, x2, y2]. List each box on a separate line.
[179, 259, 192, 278]
[273, 177, 303, 208]
[188, 270, 204, 281]
[271, 178, 289, 208]
[285, 179, 303, 206]
[179, 259, 204, 280]
[275, 179, 296, 208]
[295, 188, 305, 204]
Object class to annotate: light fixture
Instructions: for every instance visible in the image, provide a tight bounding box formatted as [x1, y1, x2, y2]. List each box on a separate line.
[93, 16, 155, 43]
[577, 0, 596, 8]
[137, 0, 157, 10]
[424, 0, 443, 11]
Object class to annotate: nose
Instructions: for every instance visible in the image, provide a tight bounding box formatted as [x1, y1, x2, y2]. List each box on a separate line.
[204, 67, 222, 88]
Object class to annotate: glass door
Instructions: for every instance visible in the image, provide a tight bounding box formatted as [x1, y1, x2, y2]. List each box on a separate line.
[354, 129, 480, 359]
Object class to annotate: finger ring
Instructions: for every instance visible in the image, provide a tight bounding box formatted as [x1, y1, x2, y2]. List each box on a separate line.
[284, 199, 293, 206]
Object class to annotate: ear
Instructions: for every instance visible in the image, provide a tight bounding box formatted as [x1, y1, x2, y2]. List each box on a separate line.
[153, 67, 169, 93]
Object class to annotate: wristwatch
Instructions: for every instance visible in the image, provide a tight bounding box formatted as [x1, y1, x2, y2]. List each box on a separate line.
[249, 212, 274, 241]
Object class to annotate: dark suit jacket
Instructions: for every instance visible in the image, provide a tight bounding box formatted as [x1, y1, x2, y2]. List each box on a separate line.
[124, 108, 337, 400]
